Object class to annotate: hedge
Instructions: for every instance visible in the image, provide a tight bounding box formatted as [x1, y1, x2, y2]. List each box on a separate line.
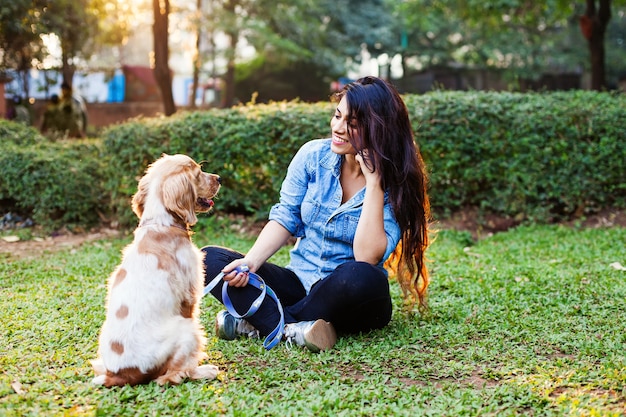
[98, 101, 332, 227]
[1, 91, 624, 231]
[405, 91, 626, 220]
[0, 123, 106, 229]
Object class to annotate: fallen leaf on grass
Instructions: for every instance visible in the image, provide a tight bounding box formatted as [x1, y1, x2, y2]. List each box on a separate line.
[11, 380, 24, 395]
[609, 262, 626, 271]
[463, 247, 481, 257]
[1, 235, 20, 243]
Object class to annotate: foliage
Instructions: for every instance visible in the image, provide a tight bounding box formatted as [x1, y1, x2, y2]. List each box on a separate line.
[99, 91, 626, 228]
[3, 0, 626, 102]
[98, 101, 332, 227]
[0, 1, 46, 65]
[0, 120, 106, 230]
[40, 0, 100, 70]
[244, 0, 396, 73]
[0, 0, 48, 96]
[0, 0, 133, 93]
[407, 90, 626, 220]
[393, 0, 626, 87]
[1, 91, 624, 231]
[0, 120, 47, 147]
[234, 56, 333, 103]
[210, 0, 397, 104]
[1, 222, 625, 415]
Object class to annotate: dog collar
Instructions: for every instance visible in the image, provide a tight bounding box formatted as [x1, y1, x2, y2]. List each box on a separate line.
[138, 218, 189, 233]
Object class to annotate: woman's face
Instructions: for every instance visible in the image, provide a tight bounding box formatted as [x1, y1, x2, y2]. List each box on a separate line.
[330, 96, 358, 156]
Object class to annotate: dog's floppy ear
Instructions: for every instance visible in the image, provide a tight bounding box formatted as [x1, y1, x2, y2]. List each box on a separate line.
[131, 174, 149, 219]
[161, 168, 198, 225]
[133, 156, 166, 219]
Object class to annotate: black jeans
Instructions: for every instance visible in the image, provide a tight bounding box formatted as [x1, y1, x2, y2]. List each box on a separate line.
[201, 246, 393, 337]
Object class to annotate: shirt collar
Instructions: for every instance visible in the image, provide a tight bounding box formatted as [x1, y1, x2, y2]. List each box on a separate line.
[320, 142, 342, 177]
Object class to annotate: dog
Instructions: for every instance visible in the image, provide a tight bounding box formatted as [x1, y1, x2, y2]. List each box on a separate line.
[92, 154, 221, 387]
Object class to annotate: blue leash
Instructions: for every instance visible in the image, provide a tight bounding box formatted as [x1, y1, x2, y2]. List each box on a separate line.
[203, 265, 284, 350]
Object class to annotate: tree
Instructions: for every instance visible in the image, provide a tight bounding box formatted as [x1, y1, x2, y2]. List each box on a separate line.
[396, 0, 626, 90]
[40, 0, 100, 87]
[219, 0, 239, 108]
[2, 0, 137, 99]
[215, 0, 397, 104]
[580, 0, 612, 89]
[189, 0, 203, 109]
[0, 0, 47, 97]
[152, 0, 176, 115]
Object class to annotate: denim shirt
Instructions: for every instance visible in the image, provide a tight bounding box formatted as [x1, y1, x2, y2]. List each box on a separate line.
[269, 138, 401, 293]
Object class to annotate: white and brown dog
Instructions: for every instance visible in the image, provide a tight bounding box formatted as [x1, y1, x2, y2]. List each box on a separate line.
[92, 154, 220, 387]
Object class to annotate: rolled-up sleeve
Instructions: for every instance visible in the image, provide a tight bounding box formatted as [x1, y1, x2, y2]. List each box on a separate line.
[268, 141, 316, 237]
[382, 207, 401, 263]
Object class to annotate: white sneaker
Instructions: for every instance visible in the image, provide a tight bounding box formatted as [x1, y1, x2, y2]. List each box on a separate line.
[215, 310, 259, 340]
[284, 319, 336, 353]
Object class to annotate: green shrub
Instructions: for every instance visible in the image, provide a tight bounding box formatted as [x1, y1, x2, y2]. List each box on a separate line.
[1, 91, 624, 231]
[0, 121, 106, 230]
[100, 102, 332, 227]
[0, 120, 46, 147]
[410, 91, 626, 221]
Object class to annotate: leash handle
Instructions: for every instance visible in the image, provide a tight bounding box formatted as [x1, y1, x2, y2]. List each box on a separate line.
[203, 266, 285, 350]
[221, 269, 266, 319]
[202, 265, 252, 296]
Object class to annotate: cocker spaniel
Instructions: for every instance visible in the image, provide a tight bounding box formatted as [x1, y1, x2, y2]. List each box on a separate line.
[92, 154, 221, 387]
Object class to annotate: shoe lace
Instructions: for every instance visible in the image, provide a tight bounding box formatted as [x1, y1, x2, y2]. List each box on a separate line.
[283, 323, 309, 349]
[245, 329, 260, 338]
[236, 319, 260, 339]
[283, 324, 296, 349]
[285, 337, 295, 350]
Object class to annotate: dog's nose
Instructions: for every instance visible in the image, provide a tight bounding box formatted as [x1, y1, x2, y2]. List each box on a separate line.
[216, 176, 222, 184]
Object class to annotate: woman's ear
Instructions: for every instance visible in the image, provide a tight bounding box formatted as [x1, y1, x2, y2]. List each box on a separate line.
[161, 170, 198, 225]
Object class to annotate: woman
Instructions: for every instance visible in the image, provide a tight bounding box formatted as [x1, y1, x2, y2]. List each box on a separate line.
[202, 76, 430, 352]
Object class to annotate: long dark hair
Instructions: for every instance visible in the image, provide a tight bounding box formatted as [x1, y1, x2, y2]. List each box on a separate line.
[333, 76, 431, 310]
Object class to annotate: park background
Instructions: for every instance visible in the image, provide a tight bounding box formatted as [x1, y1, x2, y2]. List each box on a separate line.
[1, 1, 626, 416]
[2, 0, 626, 131]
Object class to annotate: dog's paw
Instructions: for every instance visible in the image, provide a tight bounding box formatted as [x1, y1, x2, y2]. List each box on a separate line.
[191, 364, 219, 380]
[156, 372, 184, 386]
[91, 358, 106, 375]
[92, 375, 106, 385]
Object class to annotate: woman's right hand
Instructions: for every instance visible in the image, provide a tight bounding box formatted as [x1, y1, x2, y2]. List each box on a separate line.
[220, 258, 254, 287]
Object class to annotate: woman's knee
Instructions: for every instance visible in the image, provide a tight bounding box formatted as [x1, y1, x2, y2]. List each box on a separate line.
[201, 246, 243, 284]
[334, 261, 389, 292]
[330, 263, 392, 333]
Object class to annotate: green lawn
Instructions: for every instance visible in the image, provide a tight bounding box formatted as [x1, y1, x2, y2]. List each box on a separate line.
[1, 218, 625, 416]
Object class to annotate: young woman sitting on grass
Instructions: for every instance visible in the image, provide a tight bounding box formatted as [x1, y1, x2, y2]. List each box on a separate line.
[202, 75, 431, 352]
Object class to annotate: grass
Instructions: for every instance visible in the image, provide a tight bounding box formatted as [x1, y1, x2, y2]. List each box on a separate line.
[1, 216, 625, 416]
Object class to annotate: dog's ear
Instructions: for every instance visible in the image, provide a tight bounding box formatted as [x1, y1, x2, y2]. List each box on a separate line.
[131, 174, 149, 219]
[161, 169, 198, 225]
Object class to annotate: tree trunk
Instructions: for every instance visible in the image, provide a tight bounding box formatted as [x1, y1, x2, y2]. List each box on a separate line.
[189, 0, 202, 109]
[220, 48, 236, 108]
[152, 0, 176, 116]
[220, 0, 238, 108]
[61, 48, 75, 88]
[17, 50, 31, 99]
[581, 0, 612, 90]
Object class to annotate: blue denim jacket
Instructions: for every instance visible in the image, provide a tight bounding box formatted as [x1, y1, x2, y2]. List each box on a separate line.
[269, 139, 401, 292]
